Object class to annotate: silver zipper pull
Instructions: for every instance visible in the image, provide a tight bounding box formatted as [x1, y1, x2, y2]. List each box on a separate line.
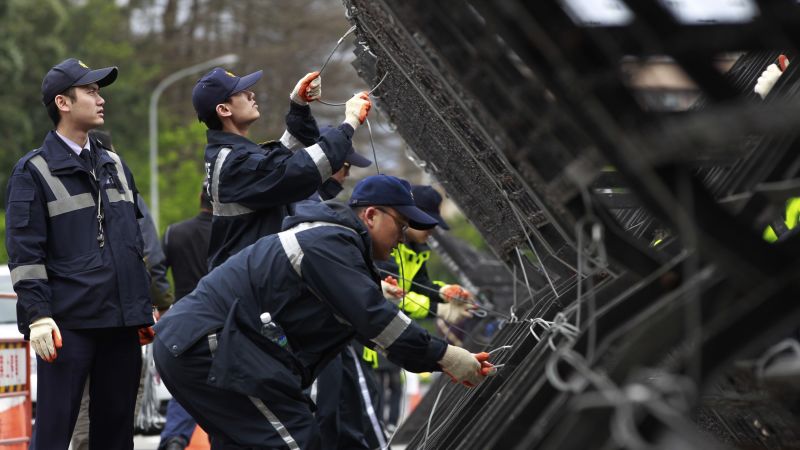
[96, 184, 104, 248]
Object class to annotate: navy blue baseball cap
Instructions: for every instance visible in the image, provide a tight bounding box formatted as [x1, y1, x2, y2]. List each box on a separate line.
[41, 58, 118, 105]
[411, 185, 450, 229]
[320, 126, 372, 168]
[350, 175, 438, 230]
[192, 67, 263, 122]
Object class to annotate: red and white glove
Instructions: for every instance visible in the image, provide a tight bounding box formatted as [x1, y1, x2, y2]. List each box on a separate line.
[439, 284, 472, 302]
[29, 317, 62, 363]
[381, 276, 405, 304]
[438, 345, 491, 387]
[755, 55, 789, 99]
[344, 91, 371, 130]
[138, 327, 155, 346]
[290, 71, 322, 105]
[138, 308, 159, 345]
[437, 301, 474, 323]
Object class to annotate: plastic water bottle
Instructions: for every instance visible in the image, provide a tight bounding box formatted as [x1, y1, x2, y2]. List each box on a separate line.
[260, 312, 290, 349]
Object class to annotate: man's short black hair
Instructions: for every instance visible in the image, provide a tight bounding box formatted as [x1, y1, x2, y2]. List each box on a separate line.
[202, 114, 223, 131]
[46, 87, 76, 126]
[199, 96, 231, 131]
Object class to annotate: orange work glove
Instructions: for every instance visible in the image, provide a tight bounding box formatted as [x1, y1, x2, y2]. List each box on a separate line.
[381, 276, 405, 304]
[755, 54, 789, 99]
[438, 345, 488, 387]
[439, 284, 472, 302]
[138, 327, 155, 346]
[290, 71, 322, 105]
[344, 91, 371, 129]
[29, 317, 63, 363]
[475, 352, 496, 376]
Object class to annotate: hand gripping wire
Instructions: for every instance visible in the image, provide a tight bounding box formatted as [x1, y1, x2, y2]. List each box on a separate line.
[418, 344, 513, 449]
[317, 73, 389, 174]
[312, 25, 391, 174]
[377, 268, 504, 319]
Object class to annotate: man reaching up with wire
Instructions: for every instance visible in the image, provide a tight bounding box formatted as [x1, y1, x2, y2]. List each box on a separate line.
[193, 66, 372, 269]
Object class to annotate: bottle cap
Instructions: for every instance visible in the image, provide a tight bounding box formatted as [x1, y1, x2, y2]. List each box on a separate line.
[260, 312, 272, 324]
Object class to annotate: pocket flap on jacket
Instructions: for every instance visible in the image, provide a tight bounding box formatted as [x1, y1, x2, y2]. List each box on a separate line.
[9, 188, 35, 202]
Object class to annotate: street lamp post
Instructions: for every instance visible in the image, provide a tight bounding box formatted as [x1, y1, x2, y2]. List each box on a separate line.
[148, 53, 239, 229]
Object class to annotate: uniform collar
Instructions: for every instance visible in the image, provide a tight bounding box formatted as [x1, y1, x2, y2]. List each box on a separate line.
[40, 131, 114, 173]
[54, 130, 90, 156]
[206, 129, 256, 148]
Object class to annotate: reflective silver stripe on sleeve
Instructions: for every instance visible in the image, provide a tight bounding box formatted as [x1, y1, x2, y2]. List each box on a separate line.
[279, 129, 303, 150]
[28, 156, 96, 217]
[347, 346, 388, 448]
[105, 151, 135, 203]
[248, 396, 300, 450]
[303, 144, 332, 180]
[278, 231, 303, 276]
[10, 264, 48, 285]
[211, 148, 254, 217]
[278, 221, 360, 277]
[371, 311, 412, 350]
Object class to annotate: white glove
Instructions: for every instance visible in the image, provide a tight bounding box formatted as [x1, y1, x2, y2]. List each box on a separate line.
[343, 92, 371, 130]
[437, 345, 485, 387]
[29, 317, 62, 363]
[439, 284, 472, 302]
[290, 72, 321, 105]
[755, 63, 784, 99]
[381, 280, 405, 305]
[437, 301, 473, 323]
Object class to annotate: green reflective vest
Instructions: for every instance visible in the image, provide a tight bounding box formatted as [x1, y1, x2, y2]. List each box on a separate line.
[763, 197, 800, 242]
[392, 243, 442, 320]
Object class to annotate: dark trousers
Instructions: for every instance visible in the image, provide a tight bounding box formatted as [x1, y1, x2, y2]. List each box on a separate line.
[314, 355, 342, 450]
[377, 367, 402, 426]
[154, 336, 320, 450]
[31, 327, 141, 450]
[315, 345, 385, 450]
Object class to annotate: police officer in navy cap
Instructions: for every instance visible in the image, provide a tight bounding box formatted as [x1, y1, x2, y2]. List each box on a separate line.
[6, 58, 153, 449]
[378, 185, 475, 324]
[153, 174, 493, 448]
[194, 66, 373, 269]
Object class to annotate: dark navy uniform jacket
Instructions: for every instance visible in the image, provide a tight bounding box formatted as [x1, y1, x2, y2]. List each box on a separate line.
[5, 131, 153, 336]
[205, 101, 353, 269]
[154, 201, 448, 401]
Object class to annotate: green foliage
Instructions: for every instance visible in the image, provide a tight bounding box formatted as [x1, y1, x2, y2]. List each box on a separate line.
[155, 119, 209, 232]
[426, 213, 488, 284]
[0, 0, 69, 199]
[447, 214, 488, 251]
